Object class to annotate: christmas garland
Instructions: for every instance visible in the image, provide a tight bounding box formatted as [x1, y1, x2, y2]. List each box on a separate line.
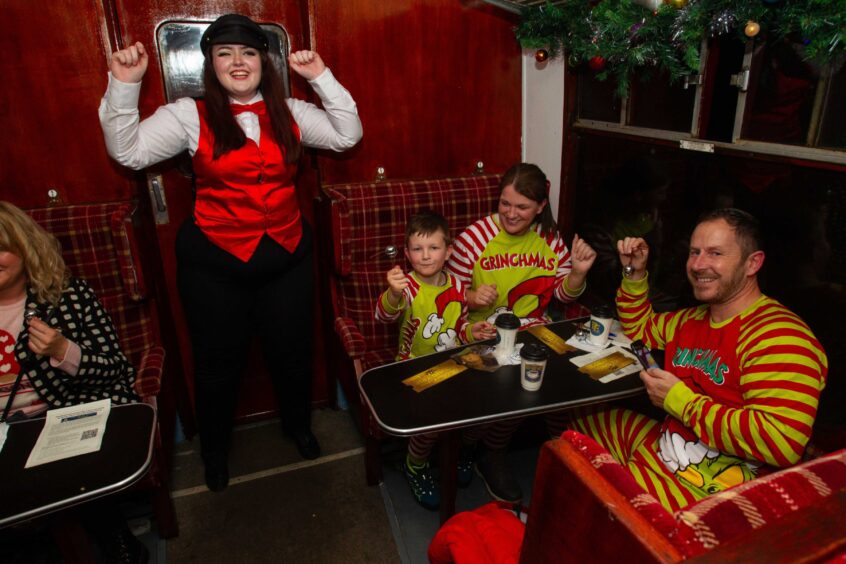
[516, 0, 846, 97]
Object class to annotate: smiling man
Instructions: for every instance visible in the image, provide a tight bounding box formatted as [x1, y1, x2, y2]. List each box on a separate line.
[571, 208, 828, 512]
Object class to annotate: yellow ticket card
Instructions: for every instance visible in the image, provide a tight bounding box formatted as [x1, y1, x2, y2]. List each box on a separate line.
[579, 351, 635, 380]
[528, 325, 575, 354]
[402, 359, 468, 392]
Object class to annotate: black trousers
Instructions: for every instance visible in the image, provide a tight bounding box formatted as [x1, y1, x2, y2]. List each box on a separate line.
[177, 219, 314, 460]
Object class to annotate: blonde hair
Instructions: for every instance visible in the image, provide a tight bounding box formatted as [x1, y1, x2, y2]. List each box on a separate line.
[0, 201, 68, 305]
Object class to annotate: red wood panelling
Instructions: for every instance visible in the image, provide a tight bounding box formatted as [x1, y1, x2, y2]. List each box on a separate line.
[312, 0, 522, 185]
[0, 0, 133, 207]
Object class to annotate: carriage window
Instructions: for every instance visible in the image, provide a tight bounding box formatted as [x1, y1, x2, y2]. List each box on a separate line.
[577, 73, 621, 123]
[156, 21, 290, 102]
[570, 35, 845, 165]
[741, 41, 819, 147]
[627, 69, 697, 133]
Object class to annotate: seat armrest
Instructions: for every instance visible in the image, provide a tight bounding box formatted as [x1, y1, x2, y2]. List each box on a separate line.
[519, 435, 685, 563]
[134, 346, 165, 399]
[333, 317, 367, 359]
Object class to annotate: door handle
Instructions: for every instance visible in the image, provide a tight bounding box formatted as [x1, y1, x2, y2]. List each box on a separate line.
[146, 173, 170, 225]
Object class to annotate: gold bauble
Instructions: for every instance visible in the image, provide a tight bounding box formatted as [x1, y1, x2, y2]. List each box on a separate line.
[744, 21, 761, 37]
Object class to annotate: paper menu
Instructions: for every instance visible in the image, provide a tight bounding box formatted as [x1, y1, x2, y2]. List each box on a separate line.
[25, 399, 111, 468]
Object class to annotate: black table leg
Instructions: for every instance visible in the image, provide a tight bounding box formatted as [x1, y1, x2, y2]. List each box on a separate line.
[439, 429, 460, 524]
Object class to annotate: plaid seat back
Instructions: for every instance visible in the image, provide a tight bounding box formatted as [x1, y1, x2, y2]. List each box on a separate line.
[27, 203, 155, 369]
[326, 174, 502, 369]
[674, 447, 846, 555]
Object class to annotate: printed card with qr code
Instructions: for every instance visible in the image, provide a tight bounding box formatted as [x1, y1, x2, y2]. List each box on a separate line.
[25, 399, 111, 467]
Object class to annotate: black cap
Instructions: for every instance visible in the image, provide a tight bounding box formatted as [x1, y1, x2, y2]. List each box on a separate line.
[201, 14, 269, 55]
[495, 312, 521, 330]
[591, 304, 613, 318]
[520, 343, 549, 362]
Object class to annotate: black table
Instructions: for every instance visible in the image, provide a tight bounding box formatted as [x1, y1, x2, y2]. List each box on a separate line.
[0, 402, 156, 527]
[359, 320, 645, 522]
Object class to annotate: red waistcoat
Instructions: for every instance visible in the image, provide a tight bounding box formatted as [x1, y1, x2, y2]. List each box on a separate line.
[192, 100, 301, 262]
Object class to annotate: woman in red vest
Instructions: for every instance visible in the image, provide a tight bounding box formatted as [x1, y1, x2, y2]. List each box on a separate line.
[99, 14, 362, 491]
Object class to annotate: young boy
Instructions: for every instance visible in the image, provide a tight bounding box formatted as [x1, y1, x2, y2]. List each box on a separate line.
[375, 211, 495, 509]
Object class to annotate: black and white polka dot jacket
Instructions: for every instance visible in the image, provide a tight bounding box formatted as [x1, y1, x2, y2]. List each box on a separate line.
[15, 278, 139, 408]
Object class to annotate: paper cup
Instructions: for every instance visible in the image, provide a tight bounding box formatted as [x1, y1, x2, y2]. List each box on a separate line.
[520, 343, 549, 391]
[588, 304, 613, 347]
[494, 312, 521, 361]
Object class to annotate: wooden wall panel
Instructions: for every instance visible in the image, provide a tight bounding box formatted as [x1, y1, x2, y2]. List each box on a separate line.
[312, 0, 522, 184]
[0, 0, 133, 207]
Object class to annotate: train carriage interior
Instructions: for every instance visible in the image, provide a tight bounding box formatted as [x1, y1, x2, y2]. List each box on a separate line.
[2, 0, 845, 562]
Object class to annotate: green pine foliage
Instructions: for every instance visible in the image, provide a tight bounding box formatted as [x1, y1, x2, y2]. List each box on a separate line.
[516, 0, 846, 97]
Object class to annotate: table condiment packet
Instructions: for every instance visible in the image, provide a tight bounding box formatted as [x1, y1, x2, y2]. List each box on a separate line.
[528, 325, 575, 354]
[451, 345, 499, 372]
[402, 359, 468, 392]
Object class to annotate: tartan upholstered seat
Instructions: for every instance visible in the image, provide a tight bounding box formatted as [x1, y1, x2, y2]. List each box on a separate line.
[324, 174, 502, 483]
[432, 432, 846, 562]
[27, 203, 163, 396]
[27, 202, 177, 538]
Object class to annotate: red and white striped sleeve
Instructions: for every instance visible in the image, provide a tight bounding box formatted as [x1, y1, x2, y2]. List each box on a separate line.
[548, 231, 577, 302]
[374, 273, 415, 322]
[447, 216, 498, 284]
[451, 275, 472, 343]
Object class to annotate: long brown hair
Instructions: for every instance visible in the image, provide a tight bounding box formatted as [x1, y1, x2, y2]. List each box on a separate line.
[500, 163, 558, 237]
[202, 51, 302, 163]
[0, 201, 69, 305]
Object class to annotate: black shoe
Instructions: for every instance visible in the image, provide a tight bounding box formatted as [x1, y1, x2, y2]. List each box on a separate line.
[475, 448, 522, 503]
[288, 429, 321, 460]
[98, 524, 149, 564]
[203, 456, 229, 492]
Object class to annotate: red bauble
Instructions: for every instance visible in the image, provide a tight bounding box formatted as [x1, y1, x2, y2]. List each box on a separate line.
[535, 49, 549, 63]
[588, 55, 606, 71]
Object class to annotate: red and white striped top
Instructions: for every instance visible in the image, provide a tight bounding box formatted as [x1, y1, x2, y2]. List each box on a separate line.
[448, 215, 578, 326]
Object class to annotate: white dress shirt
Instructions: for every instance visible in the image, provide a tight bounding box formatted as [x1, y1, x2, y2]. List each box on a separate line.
[99, 68, 362, 171]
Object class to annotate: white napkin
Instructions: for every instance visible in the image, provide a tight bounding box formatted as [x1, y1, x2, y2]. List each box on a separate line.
[495, 343, 524, 365]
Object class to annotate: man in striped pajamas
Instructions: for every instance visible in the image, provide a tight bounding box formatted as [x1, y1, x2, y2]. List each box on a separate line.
[572, 208, 827, 512]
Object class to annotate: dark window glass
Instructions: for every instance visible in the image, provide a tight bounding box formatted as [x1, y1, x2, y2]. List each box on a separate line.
[701, 36, 746, 142]
[577, 74, 621, 122]
[627, 69, 696, 132]
[742, 40, 817, 147]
